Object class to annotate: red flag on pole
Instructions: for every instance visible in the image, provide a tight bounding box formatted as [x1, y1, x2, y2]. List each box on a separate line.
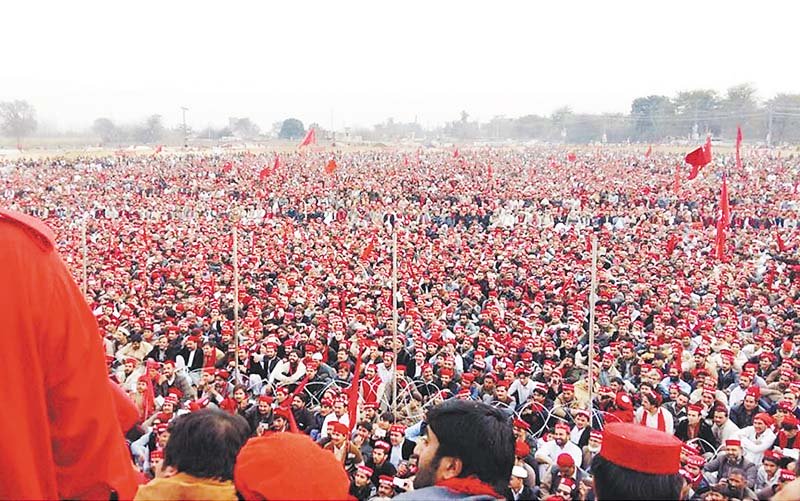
[685, 147, 710, 180]
[299, 128, 317, 147]
[153, 145, 163, 156]
[360, 238, 375, 261]
[259, 167, 270, 182]
[673, 165, 682, 193]
[645, 145, 652, 158]
[776, 229, 787, 253]
[324, 159, 338, 174]
[735, 126, 743, 171]
[273, 154, 281, 171]
[703, 135, 712, 164]
[720, 175, 730, 228]
[346, 344, 363, 431]
[715, 219, 727, 261]
[453, 148, 459, 158]
[666, 234, 678, 257]
[567, 152, 577, 162]
[487, 164, 493, 180]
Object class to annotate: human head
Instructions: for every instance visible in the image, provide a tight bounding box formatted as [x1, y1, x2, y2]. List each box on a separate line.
[413, 399, 514, 495]
[164, 408, 250, 481]
[592, 422, 683, 500]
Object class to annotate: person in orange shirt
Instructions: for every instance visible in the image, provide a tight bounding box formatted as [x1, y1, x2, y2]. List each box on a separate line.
[0, 209, 137, 499]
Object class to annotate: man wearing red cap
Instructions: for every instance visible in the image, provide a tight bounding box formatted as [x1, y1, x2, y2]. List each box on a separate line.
[0, 209, 138, 500]
[633, 391, 674, 434]
[703, 439, 757, 489]
[365, 440, 397, 488]
[541, 452, 585, 500]
[388, 423, 416, 467]
[675, 404, 718, 453]
[323, 421, 363, 474]
[755, 449, 783, 492]
[535, 423, 582, 477]
[739, 412, 776, 464]
[350, 464, 376, 500]
[591, 422, 684, 500]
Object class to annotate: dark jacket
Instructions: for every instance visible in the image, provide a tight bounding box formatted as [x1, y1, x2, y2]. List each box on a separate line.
[503, 485, 537, 501]
[674, 420, 718, 454]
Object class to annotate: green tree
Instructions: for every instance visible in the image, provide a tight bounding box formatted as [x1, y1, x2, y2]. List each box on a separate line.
[92, 117, 119, 144]
[229, 117, 260, 139]
[674, 89, 721, 137]
[135, 115, 165, 144]
[0, 100, 37, 146]
[720, 84, 760, 139]
[766, 94, 800, 143]
[279, 118, 305, 139]
[630, 95, 675, 140]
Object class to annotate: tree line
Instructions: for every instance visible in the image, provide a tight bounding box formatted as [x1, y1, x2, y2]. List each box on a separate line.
[3, 84, 800, 146]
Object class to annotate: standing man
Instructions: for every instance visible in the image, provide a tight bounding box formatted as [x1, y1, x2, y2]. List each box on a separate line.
[0, 209, 138, 499]
[394, 400, 514, 500]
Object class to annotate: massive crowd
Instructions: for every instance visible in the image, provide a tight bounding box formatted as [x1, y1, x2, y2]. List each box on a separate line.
[3, 144, 800, 500]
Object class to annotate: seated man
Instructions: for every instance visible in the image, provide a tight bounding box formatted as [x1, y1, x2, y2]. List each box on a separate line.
[134, 408, 251, 500]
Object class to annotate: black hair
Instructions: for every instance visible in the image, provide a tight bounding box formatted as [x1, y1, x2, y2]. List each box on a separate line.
[357, 420, 373, 432]
[294, 392, 308, 404]
[164, 408, 251, 481]
[380, 411, 396, 423]
[426, 399, 514, 495]
[591, 454, 684, 500]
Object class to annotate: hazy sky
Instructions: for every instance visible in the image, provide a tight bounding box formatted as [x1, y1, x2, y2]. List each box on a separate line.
[3, 0, 799, 132]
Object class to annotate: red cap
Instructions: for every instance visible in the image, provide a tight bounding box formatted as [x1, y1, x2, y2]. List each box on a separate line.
[356, 465, 374, 477]
[725, 439, 741, 447]
[556, 453, 575, 467]
[514, 440, 531, 457]
[686, 454, 705, 467]
[513, 418, 531, 431]
[374, 440, 391, 451]
[599, 422, 682, 474]
[234, 433, 350, 500]
[780, 469, 797, 482]
[330, 421, 349, 436]
[378, 475, 394, 486]
[390, 424, 406, 435]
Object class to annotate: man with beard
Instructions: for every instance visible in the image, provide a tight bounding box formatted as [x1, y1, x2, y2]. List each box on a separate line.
[703, 439, 758, 489]
[711, 405, 741, 445]
[155, 360, 195, 404]
[535, 422, 583, 477]
[246, 395, 273, 435]
[322, 422, 363, 475]
[349, 465, 376, 500]
[581, 430, 602, 474]
[290, 393, 314, 434]
[394, 400, 513, 500]
[365, 441, 397, 488]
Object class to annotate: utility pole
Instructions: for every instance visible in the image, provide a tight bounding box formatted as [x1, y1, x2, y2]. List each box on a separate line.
[767, 106, 773, 148]
[181, 107, 189, 148]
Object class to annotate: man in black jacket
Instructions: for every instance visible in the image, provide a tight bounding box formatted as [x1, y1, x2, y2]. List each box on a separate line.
[675, 404, 718, 454]
[177, 334, 204, 373]
[291, 393, 315, 434]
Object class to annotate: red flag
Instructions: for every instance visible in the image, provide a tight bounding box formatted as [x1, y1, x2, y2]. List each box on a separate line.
[346, 344, 363, 431]
[567, 152, 577, 162]
[715, 219, 726, 261]
[360, 238, 375, 261]
[299, 128, 316, 147]
[645, 145, 652, 158]
[487, 164, 493, 180]
[324, 159, 338, 174]
[735, 126, 743, 171]
[403, 154, 409, 167]
[720, 175, 730, 228]
[153, 145, 163, 156]
[222, 161, 233, 173]
[259, 167, 270, 182]
[666, 234, 678, 257]
[453, 148, 459, 158]
[673, 164, 682, 193]
[273, 154, 281, 171]
[685, 147, 709, 180]
[703, 135, 712, 164]
[776, 229, 787, 253]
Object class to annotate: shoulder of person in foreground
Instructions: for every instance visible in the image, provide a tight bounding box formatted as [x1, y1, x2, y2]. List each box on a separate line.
[394, 485, 497, 501]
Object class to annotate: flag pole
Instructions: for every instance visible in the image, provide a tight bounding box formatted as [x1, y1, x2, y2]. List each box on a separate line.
[232, 217, 240, 382]
[391, 229, 399, 415]
[587, 235, 598, 415]
[81, 218, 88, 297]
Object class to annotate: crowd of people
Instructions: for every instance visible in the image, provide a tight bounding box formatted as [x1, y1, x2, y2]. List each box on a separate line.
[3, 143, 800, 500]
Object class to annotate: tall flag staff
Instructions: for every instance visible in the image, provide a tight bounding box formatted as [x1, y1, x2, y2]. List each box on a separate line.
[587, 235, 599, 409]
[391, 229, 399, 415]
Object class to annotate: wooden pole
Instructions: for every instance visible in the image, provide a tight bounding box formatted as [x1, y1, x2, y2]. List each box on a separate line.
[81, 219, 88, 297]
[233, 221, 240, 381]
[391, 230, 399, 414]
[587, 236, 599, 412]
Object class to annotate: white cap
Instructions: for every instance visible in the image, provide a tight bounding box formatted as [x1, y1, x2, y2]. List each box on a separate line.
[511, 465, 528, 479]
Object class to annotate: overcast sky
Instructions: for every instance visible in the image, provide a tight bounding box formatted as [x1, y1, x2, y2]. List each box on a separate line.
[2, 0, 798, 132]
